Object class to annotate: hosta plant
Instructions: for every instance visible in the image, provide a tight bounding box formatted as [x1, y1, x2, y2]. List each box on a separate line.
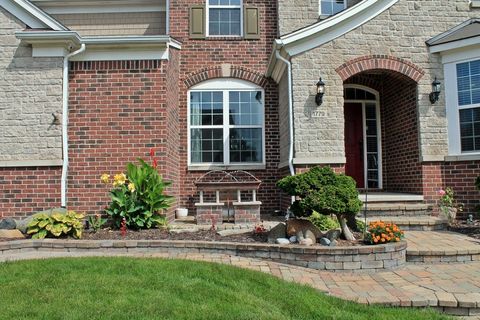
[364, 221, 403, 245]
[102, 150, 173, 229]
[27, 210, 85, 239]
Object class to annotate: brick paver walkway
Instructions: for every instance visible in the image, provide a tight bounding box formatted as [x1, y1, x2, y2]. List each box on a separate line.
[406, 231, 480, 256]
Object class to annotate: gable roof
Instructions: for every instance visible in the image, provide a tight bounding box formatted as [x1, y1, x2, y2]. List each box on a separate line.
[427, 19, 480, 53]
[0, 0, 67, 30]
[267, 0, 399, 81]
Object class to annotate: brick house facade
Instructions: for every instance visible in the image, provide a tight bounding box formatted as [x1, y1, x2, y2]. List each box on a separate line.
[1, 0, 480, 220]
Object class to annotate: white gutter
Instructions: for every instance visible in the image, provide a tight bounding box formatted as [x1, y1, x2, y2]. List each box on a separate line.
[61, 43, 86, 208]
[275, 50, 295, 180]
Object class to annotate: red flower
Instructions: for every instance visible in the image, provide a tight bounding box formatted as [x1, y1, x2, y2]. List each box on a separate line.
[149, 148, 155, 157]
[153, 158, 158, 169]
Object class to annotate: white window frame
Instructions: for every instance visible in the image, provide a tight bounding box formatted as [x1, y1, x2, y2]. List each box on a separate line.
[444, 51, 480, 156]
[206, 0, 243, 37]
[319, 0, 347, 17]
[187, 78, 265, 168]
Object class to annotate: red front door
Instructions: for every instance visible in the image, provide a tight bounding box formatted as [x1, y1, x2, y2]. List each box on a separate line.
[344, 103, 364, 188]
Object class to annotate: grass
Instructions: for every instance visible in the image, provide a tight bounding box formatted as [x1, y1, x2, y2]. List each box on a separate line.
[0, 257, 450, 320]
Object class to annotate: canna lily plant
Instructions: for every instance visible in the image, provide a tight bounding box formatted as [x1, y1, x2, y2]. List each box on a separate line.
[102, 149, 173, 229]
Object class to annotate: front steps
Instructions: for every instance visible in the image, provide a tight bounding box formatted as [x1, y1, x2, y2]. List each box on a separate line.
[359, 192, 448, 231]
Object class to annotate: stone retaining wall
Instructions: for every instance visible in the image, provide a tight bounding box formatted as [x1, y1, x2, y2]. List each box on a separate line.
[0, 239, 406, 272]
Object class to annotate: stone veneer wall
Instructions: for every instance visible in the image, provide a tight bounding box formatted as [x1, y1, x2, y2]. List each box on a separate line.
[0, 239, 407, 272]
[277, 0, 362, 36]
[0, 9, 63, 218]
[0, 8, 63, 162]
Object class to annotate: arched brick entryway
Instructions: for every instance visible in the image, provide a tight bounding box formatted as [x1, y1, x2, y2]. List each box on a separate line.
[335, 55, 425, 83]
[337, 55, 425, 194]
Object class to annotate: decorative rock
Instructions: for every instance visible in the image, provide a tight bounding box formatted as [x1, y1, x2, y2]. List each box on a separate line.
[299, 238, 313, 246]
[287, 219, 323, 238]
[0, 229, 25, 239]
[296, 230, 305, 242]
[289, 236, 297, 243]
[320, 237, 331, 246]
[304, 229, 316, 244]
[276, 238, 290, 245]
[326, 229, 341, 241]
[329, 240, 338, 247]
[268, 223, 286, 243]
[0, 218, 16, 230]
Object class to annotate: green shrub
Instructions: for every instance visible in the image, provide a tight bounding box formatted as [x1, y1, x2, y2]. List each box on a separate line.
[103, 158, 173, 229]
[27, 210, 84, 239]
[87, 214, 107, 232]
[308, 211, 340, 231]
[277, 166, 362, 240]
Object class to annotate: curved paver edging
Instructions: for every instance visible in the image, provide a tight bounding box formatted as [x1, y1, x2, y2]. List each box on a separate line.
[0, 239, 406, 272]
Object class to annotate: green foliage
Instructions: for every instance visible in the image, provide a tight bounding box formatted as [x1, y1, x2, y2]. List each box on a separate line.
[87, 214, 107, 232]
[105, 159, 173, 229]
[308, 211, 340, 231]
[26, 210, 84, 239]
[277, 166, 362, 218]
[356, 219, 366, 233]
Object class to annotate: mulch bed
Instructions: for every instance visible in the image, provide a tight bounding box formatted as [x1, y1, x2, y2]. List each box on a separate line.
[81, 228, 365, 247]
[449, 219, 480, 240]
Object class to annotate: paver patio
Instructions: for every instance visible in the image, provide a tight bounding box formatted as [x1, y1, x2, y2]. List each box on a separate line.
[1, 230, 480, 316]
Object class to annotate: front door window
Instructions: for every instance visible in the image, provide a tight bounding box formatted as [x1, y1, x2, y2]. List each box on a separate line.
[344, 87, 382, 189]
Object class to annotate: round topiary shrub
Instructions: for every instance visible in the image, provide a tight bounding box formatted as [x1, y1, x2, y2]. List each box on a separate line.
[277, 166, 362, 240]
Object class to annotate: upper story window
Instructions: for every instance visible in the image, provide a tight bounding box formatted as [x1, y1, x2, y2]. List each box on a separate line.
[320, 0, 346, 16]
[189, 2, 259, 39]
[188, 79, 265, 167]
[207, 0, 242, 36]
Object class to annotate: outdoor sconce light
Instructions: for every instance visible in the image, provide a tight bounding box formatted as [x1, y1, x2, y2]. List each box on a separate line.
[429, 77, 441, 104]
[315, 77, 325, 106]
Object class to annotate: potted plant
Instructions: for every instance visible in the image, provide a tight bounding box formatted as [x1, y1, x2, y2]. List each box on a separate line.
[438, 187, 462, 223]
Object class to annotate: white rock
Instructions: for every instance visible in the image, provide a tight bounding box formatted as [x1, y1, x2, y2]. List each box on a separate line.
[299, 238, 314, 246]
[289, 236, 297, 243]
[276, 238, 290, 245]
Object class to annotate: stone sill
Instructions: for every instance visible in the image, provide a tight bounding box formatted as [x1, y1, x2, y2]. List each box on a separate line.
[0, 159, 63, 167]
[195, 202, 224, 207]
[445, 154, 480, 161]
[188, 164, 266, 171]
[471, 0, 480, 8]
[233, 201, 262, 206]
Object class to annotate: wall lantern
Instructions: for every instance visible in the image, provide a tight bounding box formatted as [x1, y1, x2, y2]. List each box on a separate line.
[429, 77, 441, 104]
[315, 77, 325, 106]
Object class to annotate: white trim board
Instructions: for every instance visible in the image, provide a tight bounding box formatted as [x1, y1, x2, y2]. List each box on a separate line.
[0, 159, 63, 167]
[0, 0, 67, 30]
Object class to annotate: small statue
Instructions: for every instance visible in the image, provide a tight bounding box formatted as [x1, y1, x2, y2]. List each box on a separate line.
[467, 214, 474, 225]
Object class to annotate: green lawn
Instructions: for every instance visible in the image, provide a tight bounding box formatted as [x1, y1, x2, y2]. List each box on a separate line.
[0, 257, 449, 320]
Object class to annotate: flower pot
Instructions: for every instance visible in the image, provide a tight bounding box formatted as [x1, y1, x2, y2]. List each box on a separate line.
[176, 208, 188, 219]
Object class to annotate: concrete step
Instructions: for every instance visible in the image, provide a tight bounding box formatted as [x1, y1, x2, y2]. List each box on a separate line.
[363, 216, 448, 231]
[362, 203, 432, 217]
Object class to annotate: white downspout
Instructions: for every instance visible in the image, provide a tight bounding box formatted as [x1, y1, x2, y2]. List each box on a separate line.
[275, 50, 295, 204]
[61, 44, 86, 207]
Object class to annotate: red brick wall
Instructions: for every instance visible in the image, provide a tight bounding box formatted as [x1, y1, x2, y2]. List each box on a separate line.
[423, 161, 480, 217]
[68, 60, 178, 219]
[381, 75, 422, 194]
[170, 0, 282, 215]
[0, 167, 61, 218]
